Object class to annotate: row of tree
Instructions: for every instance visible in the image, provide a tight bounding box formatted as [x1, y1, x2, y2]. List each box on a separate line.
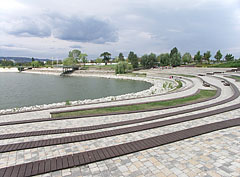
[62, 48, 238, 70]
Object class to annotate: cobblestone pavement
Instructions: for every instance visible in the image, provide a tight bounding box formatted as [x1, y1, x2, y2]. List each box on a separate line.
[0, 69, 239, 177]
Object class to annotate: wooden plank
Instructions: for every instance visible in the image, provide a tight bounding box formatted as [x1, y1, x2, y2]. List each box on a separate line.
[67, 156, 74, 168]
[31, 162, 40, 176]
[86, 151, 96, 163]
[62, 156, 69, 169]
[17, 164, 26, 177]
[0, 168, 6, 177]
[78, 153, 85, 165]
[92, 150, 101, 161]
[3, 167, 13, 177]
[56, 157, 63, 170]
[38, 160, 45, 175]
[10, 165, 20, 177]
[82, 152, 90, 164]
[24, 163, 33, 177]
[50, 158, 57, 171]
[73, 155, 80, 166]
[45, 159, 51, 173]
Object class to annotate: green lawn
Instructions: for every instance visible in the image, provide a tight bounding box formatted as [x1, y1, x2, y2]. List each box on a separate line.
[52, 90, 217, 118]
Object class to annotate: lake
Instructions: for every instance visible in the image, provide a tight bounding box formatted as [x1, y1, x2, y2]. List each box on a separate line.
[0, 73, 152, 110]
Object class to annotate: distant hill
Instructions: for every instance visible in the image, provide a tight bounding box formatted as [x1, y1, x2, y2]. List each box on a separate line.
[0, 57, 51, 63]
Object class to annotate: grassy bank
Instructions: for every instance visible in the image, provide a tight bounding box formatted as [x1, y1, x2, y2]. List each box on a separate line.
[52, 89, 217, 118]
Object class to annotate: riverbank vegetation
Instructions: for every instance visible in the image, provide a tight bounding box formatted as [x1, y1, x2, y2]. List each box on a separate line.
[51, 89, 216, 118]
[1, 48, 239, 70]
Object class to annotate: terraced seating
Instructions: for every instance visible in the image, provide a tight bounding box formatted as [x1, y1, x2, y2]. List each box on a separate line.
[0, 76, 239, 176]
[0, 119, 239, 177]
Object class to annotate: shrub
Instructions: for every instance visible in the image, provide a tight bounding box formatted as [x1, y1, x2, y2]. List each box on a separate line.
[65, 100, 71, 106]
[115, 61, 132, 74]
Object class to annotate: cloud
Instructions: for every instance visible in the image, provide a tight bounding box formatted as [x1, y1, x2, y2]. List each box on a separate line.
[2, 12, 118, 44]
[7, 17, 51, 37]
[51, 16, 118, 43]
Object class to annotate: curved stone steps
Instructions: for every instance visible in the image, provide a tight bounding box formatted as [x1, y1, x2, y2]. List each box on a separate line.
[0, 118, 239, 177]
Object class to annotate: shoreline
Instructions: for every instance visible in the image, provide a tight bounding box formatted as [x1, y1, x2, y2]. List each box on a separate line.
[0, 69, 177, 114]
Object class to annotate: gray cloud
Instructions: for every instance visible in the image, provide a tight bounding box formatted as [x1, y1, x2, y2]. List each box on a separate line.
[4, 13, 118, 44]
[51, 16, 118, 43]
[8, 17, 51, 37]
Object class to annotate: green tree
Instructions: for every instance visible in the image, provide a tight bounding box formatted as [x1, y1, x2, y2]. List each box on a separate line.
[182, 53, 192, 64]
[100, 52, 111, 65]
[203, 51, 211, 64]
[225, 54, 234, 62]
[115, 61, 130, 74]
[69, 49, 81, 59]
[140, 53, 157, 69]
[128, 51, 138, 68]
[171, 52, 181, 66]
[63, 57, 77, 66]
[194, 51, 202, 64]
[158, 53, 170, 66]
[79, 53, 88, 65]
[214, 50, 223, 63]
[31, 61, 40, 68]
[170, 47, 178, 58]
[169, 47, 181, 66]
[118, 53, 125, 61]
[95, 58, 102, 64]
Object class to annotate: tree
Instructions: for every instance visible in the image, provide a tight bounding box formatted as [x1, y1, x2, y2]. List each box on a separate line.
[128, 51, 138, 68]
[182, 53, 192, 64]
[100, 52, 111, 65]
[95, 58, 102, 64]
[203, 51, 211, 64]
[31, 61, 40, 68]
[79, 53, 88, 65]
[140, 53, 157, 69]
[63, 57, 77, 66]
[171, 52, 181, 66]
[115, 61, 132, 74]
[118, 53, 125, 61]
[158, 53, 170, 66]
[169, 47, 181, 66]
[225, 54, 234, 62]
[214, 50, 223, 63]
[170, 47, 178, 58]
[194, 51, 202, 64]
[69, 49, 81, 59]
[31, 57, 35, 62]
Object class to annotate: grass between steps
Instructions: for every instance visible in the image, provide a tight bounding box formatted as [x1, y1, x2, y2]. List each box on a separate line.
[226, 75, 240, 82]
[52, 90, 217, 118]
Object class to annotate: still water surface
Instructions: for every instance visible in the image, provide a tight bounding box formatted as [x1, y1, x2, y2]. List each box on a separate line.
[0, 73, 151, 110]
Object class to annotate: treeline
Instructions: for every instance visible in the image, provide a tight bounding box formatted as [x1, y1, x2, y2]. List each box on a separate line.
[0, 58, 62, 68]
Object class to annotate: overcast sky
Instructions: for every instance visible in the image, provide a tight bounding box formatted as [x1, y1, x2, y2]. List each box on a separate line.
[0, 0, 239, 59]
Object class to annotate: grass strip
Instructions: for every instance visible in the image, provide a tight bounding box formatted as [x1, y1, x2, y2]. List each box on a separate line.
[226, 75, 240, 82]
[173, 74, 196, 78]
[52, 90, 217, 118]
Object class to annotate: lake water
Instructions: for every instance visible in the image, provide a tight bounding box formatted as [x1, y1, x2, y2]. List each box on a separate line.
[0, 73, 152, 110]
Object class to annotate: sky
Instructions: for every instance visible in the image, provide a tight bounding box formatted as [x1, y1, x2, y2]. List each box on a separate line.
[0, 0, 239, 60]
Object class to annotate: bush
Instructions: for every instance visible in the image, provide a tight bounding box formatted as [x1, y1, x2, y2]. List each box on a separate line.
[65, 100, 71, 106]
[115, 62, 132, 74]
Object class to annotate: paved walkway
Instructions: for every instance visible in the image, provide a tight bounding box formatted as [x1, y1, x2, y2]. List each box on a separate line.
[0, 68, 239, 177]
